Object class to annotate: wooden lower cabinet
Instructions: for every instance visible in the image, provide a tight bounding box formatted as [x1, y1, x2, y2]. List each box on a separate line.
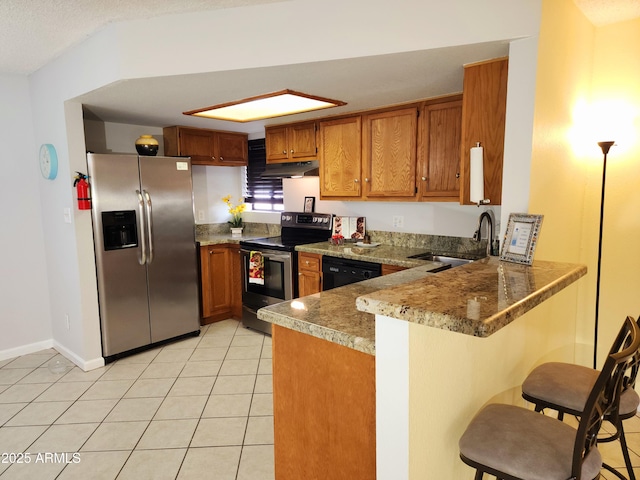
[272, 325, 376, 480]
[381, 263, 408, 275]
[298, 252, 322, 297]
[199, 243, 242, 324]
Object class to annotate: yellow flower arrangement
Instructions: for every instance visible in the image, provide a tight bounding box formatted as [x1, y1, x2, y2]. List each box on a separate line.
[222, 195, 246, 228]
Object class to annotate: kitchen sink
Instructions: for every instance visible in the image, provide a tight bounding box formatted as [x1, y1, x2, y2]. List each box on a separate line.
[407, 253, 477, 268]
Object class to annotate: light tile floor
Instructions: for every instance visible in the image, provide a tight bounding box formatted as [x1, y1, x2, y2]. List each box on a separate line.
[0, 319, 274, 480]
[3, 319, 640, 479]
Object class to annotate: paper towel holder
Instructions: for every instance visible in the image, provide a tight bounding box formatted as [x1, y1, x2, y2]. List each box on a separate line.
[470, 142, 491, 207]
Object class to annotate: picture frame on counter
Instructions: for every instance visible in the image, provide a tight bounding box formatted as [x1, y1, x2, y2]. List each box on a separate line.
[500, 213, 543, 265]
[304, 196, 315, 213]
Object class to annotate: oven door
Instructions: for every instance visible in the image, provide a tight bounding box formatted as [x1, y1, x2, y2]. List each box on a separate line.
[241, 248, 294, 305]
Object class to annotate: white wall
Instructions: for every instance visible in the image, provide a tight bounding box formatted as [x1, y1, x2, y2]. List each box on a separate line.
[283, 177, 500, 238]
[24, 0, 541, 366]
[0, 74, 53, 358]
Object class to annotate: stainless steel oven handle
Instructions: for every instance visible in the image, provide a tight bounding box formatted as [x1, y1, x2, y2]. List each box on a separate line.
[240, 249, 290, 262]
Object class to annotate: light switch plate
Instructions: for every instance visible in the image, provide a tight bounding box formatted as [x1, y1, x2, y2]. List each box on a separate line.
[63, 208, 72, 223]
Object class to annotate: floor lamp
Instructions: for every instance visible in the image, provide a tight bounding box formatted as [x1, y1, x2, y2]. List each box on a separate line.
[593, 140, 614, 369]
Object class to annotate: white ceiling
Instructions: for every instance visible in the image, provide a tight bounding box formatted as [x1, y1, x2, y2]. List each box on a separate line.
[3, 0, 639, 134]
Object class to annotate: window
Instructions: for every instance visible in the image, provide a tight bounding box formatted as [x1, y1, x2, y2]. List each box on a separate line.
[244, 139, 284, 211]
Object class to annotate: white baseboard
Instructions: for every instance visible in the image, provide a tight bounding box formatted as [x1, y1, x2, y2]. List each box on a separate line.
[0, 339, 54, 361]
[0, 339, 105, 372]
[53, 340, 105, 372]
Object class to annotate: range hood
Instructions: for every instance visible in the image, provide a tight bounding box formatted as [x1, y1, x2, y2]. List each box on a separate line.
[261, 161, 319, 178]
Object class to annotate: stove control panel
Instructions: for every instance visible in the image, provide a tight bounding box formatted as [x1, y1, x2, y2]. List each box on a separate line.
[281, 212, 333, 230]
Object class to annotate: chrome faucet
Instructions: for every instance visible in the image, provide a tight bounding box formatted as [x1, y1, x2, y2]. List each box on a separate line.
[473, 211, 495, 256]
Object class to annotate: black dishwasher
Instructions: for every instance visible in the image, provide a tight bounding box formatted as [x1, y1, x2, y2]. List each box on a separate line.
[322, 256, 382, 290]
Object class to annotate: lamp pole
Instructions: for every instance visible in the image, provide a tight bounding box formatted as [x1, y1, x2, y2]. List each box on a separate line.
[593, 141, 614, 369]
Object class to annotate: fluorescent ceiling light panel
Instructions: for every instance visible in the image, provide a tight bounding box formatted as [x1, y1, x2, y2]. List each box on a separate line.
[183, 89, 346, 122]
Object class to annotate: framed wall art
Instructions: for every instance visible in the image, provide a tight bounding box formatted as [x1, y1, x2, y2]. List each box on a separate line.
[304, 196, 315, 213]
[500, 213, 543, 265]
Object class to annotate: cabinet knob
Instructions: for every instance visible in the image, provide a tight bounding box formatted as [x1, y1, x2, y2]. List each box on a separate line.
[211, 156, 216, 161]
[220, 157, 224, 161]
[305, 261, 310, 265]
[456, 172, 460, 178]
[290, 149, 294, 154]
[421, 176, 427, 181]
[365, 178, 369, 182]
[283, 150, 287, 154]
[354, 178, 359, 183]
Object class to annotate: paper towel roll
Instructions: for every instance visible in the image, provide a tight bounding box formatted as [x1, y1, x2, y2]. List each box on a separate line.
[469, 145, 484, 204]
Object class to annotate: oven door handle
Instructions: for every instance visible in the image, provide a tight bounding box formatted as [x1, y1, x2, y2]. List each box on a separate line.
[241, 249, 290, 262]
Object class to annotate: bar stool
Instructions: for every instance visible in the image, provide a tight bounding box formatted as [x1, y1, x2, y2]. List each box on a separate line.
[459, 316, 639, 480]
[522, 316, 640, 480]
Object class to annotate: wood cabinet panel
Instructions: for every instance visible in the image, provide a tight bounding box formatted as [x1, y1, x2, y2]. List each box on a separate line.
[265, 121, 317, 163]
[298, 252, 322, 297]
[363, 107, 418, 199]
[459, 58, 508, 205]
[265, 126, 289, 163]
[319, 116, 362, 199]
[381, 264, 408, 275]
[419, 98, 462, 200]
[272, 325, 376, 480]
[200, 244, 242, 324]
[163, 126, 248, 166]
[215, 132, 248, 166]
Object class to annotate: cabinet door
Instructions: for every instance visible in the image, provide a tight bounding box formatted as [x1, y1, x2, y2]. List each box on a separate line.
[179, 128, 216, 165]
[362, 107, 418, 199]
[201, 245, 231, 320]
[298, 252, 322, 297]
[419, 99, 462, 200]
[289, 122, 317, 161]
[229, 245, 243, 318]
[460, 57, 508, 205]
[215, 132, 248, 166]
[266, 126, 290, 163]
[381, 264, 407, 275]
[319, 116, 362, 199]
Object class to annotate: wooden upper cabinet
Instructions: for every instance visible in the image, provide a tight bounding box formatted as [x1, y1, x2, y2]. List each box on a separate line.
[362, 107, 418, 199]
[319, 116, 362, 199]
[418, 96, 462, 201]
[163, 126, 248, 166]
[215, 131, 249, 166]
[459, 57, 508, 205]
[265, 121, 317, 164]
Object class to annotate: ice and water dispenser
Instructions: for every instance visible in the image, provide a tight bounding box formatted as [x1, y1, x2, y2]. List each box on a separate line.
[102, 211, 138, 250]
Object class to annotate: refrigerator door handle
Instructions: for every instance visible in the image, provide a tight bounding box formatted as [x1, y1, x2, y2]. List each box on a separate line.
[136, 190, 147, 265]
[143, 190, 154, 264]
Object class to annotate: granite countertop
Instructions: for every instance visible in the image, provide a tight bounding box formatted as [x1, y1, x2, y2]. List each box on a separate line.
[258, 263, 444, 355]
[196, 233, 270, 246]
[258, 257, 587, 356]
[295, 241, 472, 268]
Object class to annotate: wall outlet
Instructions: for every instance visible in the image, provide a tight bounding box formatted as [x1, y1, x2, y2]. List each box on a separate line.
[65, 313, 70, 330]
[393, 215, 404, 229]
[197, 210, 205, 222]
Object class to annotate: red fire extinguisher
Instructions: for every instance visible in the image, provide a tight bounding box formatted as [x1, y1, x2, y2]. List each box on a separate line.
[74, 172, 91, 210]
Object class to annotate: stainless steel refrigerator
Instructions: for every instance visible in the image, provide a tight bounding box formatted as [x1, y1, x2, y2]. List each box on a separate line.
[87, 153, 200, 361]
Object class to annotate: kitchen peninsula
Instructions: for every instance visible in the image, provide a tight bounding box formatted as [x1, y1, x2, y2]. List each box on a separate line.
[258, 256, 587, 479]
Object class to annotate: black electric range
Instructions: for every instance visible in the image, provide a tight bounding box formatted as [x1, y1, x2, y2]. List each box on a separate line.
[239, 212, 333, 252]
[239, 212, 333, 335]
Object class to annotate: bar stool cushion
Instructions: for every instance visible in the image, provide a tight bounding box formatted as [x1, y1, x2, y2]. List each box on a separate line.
[620, 388, 640, 417]
[459, 404, 602, 480]
[522, 362, 597, 413]
[523, 362, 640, 417]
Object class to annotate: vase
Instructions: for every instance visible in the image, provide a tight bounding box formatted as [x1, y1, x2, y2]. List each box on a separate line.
[231, 227, 243, 237]
[135, 135, 159, 156]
